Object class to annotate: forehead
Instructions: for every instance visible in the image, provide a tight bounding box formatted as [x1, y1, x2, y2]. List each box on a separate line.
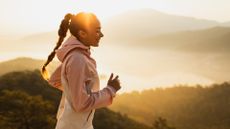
[89, 18, 101, 29]
[71, 13, 102, 31]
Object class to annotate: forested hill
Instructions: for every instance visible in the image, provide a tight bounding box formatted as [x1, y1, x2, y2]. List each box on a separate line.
[1, 69, 230, 129]
[110, 82, 230, 129]
[0, 57, 59, 76]
[0, 70, 156, 129]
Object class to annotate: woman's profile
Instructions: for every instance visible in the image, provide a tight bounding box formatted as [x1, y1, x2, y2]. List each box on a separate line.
[41, 12, 121, 129]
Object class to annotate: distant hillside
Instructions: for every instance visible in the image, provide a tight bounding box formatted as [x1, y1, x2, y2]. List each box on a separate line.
[1, 9, 230, 93]
[3, 9, 228, 51]
[140, 26, 230, 53]
[20, 31, 57, 44]
[109, 82, 230, 129]
[221, 21, 230, 27]
[4, 26, 230, 54]
[0, 57, 60, 76]
[103, 9, 220, 42]
[17, 9, 224, 46]
[14, 9, 229, 50]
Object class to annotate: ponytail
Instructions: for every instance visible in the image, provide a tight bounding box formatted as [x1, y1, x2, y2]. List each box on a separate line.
[41, 13, 73, 80]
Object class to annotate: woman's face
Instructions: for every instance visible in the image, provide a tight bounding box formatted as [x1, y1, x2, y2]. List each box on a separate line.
[80, 18, 104, 47]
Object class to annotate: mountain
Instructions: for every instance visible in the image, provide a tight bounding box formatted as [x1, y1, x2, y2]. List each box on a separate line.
[0, 70, 62, 107]
[140, 26, 230, 53]
[1, 9, 230, 92]
[0, 31, 59, 61]
[134, 26, 230, 84]
[109, 82, 230, 129]
[0, 70, 153, 129]
[221, 21, 230, 27]
[2, 25, 230, 91]
[19, 31, 59, 47]
[0, 57, 107, 82]
[0, 57, 60, 76]
[4, 26, 230, 54]
[15, 9, 227, 48]
[102, 9, 220, 42]
[93, 108, 152, 129]
[6, 9, 226, 49]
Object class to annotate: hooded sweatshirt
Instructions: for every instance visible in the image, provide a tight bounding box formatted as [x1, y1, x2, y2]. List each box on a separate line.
[48, 36, 117, 129]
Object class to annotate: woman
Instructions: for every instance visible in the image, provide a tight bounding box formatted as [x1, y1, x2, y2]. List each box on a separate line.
[41, 12, 121, 129]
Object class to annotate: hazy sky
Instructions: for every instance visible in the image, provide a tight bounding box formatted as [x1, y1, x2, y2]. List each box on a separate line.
[0, 0, 230, 36]
[1, 0, 229, 92]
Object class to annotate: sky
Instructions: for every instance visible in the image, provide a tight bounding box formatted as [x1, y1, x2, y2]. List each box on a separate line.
[0, 0, 230, 36]
[0, 0, 230, 92]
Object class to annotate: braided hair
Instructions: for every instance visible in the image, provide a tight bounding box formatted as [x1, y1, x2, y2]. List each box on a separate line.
[41, 13, 72, 80]
[41, 12, 97, 80]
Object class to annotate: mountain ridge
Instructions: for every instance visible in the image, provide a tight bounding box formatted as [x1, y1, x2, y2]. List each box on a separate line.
[102, 8, 227, 42]
[0, 57, 60, 76]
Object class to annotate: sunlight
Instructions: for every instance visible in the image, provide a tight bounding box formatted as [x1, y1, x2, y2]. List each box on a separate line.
[150, 72, 214, 87]
[1, 0, 229, 93]
[1, 0, 230, 35]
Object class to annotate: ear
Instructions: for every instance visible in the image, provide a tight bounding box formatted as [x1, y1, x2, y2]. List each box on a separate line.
[78, 30, 87, 38]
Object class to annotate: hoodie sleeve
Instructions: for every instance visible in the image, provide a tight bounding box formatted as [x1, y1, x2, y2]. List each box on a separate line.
[48, 64, 63, 91]
[65, 53, 117, 112]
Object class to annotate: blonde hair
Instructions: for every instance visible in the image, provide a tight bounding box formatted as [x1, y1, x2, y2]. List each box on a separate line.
[41, 13, 72, 80]
[41, 12, 97, 80]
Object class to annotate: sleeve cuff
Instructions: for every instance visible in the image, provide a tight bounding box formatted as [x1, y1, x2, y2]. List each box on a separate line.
[106, 85, 117, 97]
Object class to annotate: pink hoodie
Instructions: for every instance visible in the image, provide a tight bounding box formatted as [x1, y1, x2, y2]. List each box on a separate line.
[48, 36, 117, 125]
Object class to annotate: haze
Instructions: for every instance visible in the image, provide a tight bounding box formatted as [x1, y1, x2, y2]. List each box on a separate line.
[0, 0, 230, 93]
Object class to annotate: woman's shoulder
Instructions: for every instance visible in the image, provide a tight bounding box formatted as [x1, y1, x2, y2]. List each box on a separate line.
[63, 48, 95, 69]
[66, 49, 88, 62]
[64, 48, 93, 67]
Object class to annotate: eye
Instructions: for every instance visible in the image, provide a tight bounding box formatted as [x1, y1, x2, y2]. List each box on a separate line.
[96, 30, 101, 35]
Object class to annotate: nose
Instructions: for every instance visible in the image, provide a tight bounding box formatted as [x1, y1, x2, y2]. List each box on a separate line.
[100, 32, 104, 37]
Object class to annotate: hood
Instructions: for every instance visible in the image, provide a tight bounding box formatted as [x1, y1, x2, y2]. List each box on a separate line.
[56, 36, 90, 62]
[48, 36, 90, 89]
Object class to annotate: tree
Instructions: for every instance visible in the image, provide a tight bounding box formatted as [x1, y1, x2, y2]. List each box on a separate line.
[0, 90, 56, 129]
[93, 108, 152, 129]
[152, 117, 175, 129]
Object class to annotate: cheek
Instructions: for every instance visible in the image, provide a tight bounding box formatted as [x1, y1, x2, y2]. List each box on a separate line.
[94, 33, 100, 39]
[96, 32, 100, 37]
[90, 34, 98, 42]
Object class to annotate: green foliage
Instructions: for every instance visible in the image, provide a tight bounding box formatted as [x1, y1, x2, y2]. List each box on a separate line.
[110, 82, 230, 129]
[1, 69, 230, 129]
[94, 108, 152, 129]
[0, 69, 62, 108]
[0, 90, 56, 129]
[152, 117, 175, 129]
[0, 70, 152, 129]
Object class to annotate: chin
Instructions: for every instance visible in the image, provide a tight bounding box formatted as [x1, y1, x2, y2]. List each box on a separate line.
[91, 43, 99, 47]
[94, 44, 99, 47]
[93, 41, 99, 47]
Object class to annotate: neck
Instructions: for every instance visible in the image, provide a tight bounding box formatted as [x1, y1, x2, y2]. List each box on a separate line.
[76, 36, 90, 47]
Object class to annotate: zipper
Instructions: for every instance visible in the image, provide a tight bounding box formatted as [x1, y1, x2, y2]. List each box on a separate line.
[86, 109, 93, 122]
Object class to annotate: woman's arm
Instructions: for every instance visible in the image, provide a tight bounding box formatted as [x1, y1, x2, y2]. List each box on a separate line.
[65, 53, 117, 112]
[48, 65, 63, 91]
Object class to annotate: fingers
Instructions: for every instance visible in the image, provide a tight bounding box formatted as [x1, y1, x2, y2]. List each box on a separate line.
[114, 75, 119, 80]
[113, 76, 120, 85]
[109, 73, 120, 82]
[109, 73, 113, 81]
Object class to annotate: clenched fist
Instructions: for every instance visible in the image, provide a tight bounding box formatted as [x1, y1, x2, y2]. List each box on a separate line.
[107, 73, 121, 91]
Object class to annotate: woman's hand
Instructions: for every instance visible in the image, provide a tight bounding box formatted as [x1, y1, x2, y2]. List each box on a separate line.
[107, 73, 121, 91]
